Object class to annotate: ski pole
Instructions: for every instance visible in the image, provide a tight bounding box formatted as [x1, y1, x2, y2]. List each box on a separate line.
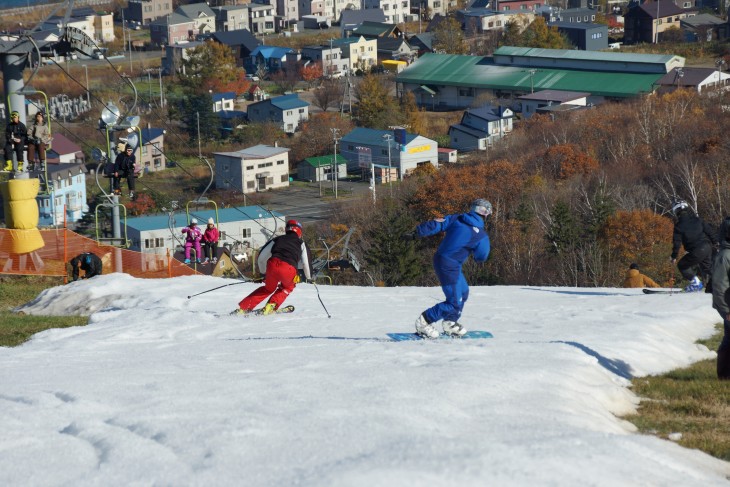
[312, 281, 331, 318]
[187, 280, 249, 299]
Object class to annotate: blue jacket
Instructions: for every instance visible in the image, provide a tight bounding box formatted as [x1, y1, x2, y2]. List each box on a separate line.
[416, 211, 491, 284]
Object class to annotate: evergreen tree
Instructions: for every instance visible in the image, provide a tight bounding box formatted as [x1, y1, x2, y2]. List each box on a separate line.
[365, 200, 422, 286]
[546, 200, 580, 255]
[180, 91, 221, 142]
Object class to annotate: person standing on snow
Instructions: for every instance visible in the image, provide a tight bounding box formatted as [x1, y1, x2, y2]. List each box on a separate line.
[231, 220, 313, 316]
[181, 219, 203, 264]
[670, 200, 716, 292]
[623, 263, 659, 288]
[201, 218, 220, 264]
[406, 198, 492, 339]
[710, 216, 730, 380]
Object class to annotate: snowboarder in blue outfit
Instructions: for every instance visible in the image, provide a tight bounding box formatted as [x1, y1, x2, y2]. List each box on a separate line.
[409, 198, 492, 339]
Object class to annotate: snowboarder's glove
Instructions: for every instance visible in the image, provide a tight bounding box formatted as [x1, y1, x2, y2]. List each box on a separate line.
[402, 231, 417, 241]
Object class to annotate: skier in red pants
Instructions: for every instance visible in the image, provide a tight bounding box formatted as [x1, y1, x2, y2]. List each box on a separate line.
[232, 220, 313, 316]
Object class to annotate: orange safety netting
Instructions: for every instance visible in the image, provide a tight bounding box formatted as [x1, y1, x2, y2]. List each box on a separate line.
[0, 228, 199, 281]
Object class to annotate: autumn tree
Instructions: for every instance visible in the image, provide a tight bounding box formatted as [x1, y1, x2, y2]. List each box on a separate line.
[354, 74, 401, 129]
[520, 17, 572, 49]
[543, 144, 599, 180]
[179, 92, 221, 142]
[289, 113, 354, 162]
[300, 64, 324, 89]
[269, 68, 300, 94]
[402, 91, 426, 135]
[179, 41, 248, 95]
[312, 79, 343, 112]
[432, 16, 468, 54]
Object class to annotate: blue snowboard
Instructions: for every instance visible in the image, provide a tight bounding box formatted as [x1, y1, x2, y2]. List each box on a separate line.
[387, 331, 493, 341]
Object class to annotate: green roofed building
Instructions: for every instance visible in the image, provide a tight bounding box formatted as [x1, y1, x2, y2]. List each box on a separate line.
[297, 154, 348, 182]
[397, 49, 686, 110]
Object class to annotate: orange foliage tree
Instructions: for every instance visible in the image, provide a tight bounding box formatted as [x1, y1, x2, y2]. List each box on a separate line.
[543, 143, 599, 180]
[602, 209, 674, 285]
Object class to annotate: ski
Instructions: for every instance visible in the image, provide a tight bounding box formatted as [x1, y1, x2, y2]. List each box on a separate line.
[387, 330, 493, 341]
[229, 305, 295, 317]
[642, 288, 684, 294]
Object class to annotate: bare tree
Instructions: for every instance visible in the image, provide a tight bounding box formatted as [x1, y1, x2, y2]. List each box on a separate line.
[312, 79, 343, 112]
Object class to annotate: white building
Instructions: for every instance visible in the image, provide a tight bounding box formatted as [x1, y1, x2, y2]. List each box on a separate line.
[214, 144, 291, 194]
[363, 0, 411, 23]
[125, 206, 285, 257]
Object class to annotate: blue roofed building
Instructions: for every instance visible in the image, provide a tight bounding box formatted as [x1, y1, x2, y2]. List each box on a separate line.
[125, 205, 286, 257]
[248, 45, 294, 73]
[246, 94, 309, 133]
[339, 127, 438, 179]
[212, 92, 236, 112]
[38, 163, 88, 227]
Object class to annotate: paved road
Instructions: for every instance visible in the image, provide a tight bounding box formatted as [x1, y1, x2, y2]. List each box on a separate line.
[258, 179, 372, 225]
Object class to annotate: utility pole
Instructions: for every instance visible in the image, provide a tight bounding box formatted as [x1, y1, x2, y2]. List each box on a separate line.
[331, 128, 340, 199]
[82, 64, 89, 104]
[159, 67, 164, 107]
[382, 133, 393, 196]
[196, 111, 201, 158]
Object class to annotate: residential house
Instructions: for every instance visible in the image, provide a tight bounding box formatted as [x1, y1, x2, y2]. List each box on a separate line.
[125, 0, 174, 26]
[351, 21, 403, 39]
[655, 67, 730, 94]
[407, 32, 434, 56]
[213, 145, 291, 194]
[517, 90, 590, 118]
[300, 0, 327, 18]
[458, 9, 536, 35]
[340, 9, 387, 37]
[162, 41, 204, 76]
[45, 133, 84, 165]
[92, 10, 115, 43]
[301, 44, 348, 76]
[549, 21, 608, 50]
[448, 105, 513, 152]
[37, 163, 88, 227]
[139, 127, 167, 173]
[246, 94, 309, 132]
[680, 14, 728, 42]
[376, 37, 416, 63]
[125, 206, 285, 256]
[493, 0, 544, 11]
[176, 2, 217, 36]
[297, 154, 348, 182]
[150, 13, 195, 46]
[276, 0, 300, 22]
[42, 8, 100, 45]
[363, 0, 411, 24]
[212, 5, 252, 32]
[339, 127, 439, 178]
[210, 29, 260, 68]
[332, 36, 378, 73]
[212, 92, 236, 112]
[539, 6, 597, 24]
[248, 3, 277, 36]
[249, 45, 295, 73]
[624, 0, 692, 45]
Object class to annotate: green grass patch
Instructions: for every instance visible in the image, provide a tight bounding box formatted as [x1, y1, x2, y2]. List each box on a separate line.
[0, 276, 88, 348]
[624, 324, 730, 461]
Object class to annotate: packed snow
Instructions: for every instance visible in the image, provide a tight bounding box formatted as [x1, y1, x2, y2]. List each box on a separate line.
[2, 274, 729, 486]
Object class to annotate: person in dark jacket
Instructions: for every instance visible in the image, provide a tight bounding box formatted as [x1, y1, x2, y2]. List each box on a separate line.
[4, 111, 27, 172]
[232, 220, 313, 316]
[710, 217, 730, 380]
[112, 144, 137, 197]
[623, 263, 659, 288]
[670, 200, 716, 292]
[70, 252, 103, 281]
[408, 198, 492, 339]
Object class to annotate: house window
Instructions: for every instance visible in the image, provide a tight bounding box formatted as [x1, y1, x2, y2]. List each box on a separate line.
[242, 228, 252, 238]
[258, 162, 273, 168]
[281, 174, 288, 182]
[277, 160, 285, 165]
[299, 108, 305, 114]
[247, 181, 256, 189]
[246, 165, 254, 170]
[459, 87, 474, 96]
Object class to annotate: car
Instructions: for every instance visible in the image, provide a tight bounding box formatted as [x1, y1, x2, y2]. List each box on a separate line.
[327, 71, 344, 79]
[245, 74, 260, 82]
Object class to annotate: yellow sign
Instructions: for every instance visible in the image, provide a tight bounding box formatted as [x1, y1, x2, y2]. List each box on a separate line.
[408, 145, 431, 154]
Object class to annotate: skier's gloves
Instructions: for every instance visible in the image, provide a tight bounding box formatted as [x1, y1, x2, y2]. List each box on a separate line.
[402, 232, 417, 241]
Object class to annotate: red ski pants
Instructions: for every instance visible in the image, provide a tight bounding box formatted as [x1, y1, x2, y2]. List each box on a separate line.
[239, 257, 297, 311]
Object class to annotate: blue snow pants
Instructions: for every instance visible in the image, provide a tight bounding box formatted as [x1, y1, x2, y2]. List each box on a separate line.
[424, 271, 469, 324]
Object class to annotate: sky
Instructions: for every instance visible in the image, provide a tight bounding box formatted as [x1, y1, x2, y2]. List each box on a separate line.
[2, 274, 729, 486]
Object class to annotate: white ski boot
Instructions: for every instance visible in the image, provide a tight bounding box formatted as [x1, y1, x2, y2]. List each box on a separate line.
[442, 320, 467, 337]
[415, 314, 439, 339]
